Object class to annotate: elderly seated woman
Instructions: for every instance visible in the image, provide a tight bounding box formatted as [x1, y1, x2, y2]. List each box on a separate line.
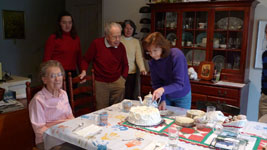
[29, 60, 83, 150]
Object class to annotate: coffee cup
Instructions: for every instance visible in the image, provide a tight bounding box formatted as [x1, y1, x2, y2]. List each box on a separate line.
[187, 41, 192, 46]
[198, 23, 206, 29]
[122, 100, 132, 112]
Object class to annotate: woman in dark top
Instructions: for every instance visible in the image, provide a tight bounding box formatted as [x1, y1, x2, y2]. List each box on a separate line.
[142, 32, 191, 110]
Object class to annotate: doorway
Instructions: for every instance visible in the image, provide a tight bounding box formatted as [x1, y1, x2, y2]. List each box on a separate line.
[66, 0, 102, 54]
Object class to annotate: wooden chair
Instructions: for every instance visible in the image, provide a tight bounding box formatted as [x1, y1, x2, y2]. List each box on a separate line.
[140, 73, 153, 98]
[0, 87, 5, 100]
[25, 78, 66, 149]
[26, 78, 66, 106]
[68, 70, 96, 117]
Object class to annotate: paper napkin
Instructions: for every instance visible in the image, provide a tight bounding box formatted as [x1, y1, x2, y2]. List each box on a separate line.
[74, 124, 102, 137]
[143, 141, 166, 150]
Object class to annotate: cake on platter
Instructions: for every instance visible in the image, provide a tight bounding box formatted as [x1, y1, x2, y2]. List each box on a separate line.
[127, 106, 162, 126]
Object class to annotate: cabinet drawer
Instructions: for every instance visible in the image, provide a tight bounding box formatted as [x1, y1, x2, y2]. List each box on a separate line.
[191, 84, 239, 99]
[207, 96, 239, 107]
[191, 93, 207, 109]
[192, 93, 207, 102]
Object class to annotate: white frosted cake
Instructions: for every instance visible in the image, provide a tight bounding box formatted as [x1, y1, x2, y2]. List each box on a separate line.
[127, 106, 162, 126]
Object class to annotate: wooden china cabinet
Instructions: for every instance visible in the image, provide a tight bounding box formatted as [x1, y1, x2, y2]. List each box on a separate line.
[146, 0, 259, 114]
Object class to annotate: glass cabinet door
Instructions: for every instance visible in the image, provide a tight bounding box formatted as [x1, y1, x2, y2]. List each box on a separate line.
[155, 12, 178, 47]
[182, 11, 208, 67]
[213, 11, 244, 72]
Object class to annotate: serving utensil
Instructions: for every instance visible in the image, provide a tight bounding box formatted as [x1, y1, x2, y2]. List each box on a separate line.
[72, 122, 84, 132]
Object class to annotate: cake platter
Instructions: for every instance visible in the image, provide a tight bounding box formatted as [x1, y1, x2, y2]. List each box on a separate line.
[126, 117, 165, 127]
[160, 110, 174, 117]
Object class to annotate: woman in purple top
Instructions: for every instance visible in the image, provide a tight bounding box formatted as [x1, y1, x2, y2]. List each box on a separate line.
[142, 32, 191, 110]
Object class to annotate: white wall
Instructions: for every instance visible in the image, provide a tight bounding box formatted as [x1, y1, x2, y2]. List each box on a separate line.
[103, 0, 266, 121]
[103, 0, 149, 39]
[247, 0, 267, 121]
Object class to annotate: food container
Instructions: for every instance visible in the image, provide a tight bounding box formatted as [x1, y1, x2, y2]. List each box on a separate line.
[186, 109, 206, 118]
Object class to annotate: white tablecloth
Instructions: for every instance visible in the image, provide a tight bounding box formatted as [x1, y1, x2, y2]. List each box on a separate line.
[44, 100, 267, 150]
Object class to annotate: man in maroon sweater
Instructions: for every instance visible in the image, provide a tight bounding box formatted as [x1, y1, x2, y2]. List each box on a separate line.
[80, 22, 129, 110]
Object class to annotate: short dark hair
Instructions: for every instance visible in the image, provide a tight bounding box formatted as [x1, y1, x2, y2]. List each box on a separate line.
[55, 11, 77, 39]
[121, 20, 137, 36]
[142, 32, 171, 60]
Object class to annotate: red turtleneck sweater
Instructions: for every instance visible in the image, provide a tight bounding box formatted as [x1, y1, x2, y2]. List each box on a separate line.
[81, 37, 129, 83]
[43, 32, 82, 71]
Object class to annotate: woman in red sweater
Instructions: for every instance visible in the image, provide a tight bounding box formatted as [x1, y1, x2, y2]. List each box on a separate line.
[43, 11, 82, 84]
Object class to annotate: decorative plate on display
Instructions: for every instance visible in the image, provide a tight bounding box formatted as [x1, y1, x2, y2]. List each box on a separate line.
[160, 110, 174, 116]
[217, 17, 243, 30]
[212, 55, 225, 71]
[182, 32, 193, 42]
[126, 117, 165, 127]
[185, 50, 206, 66]
[166, 33, 176, 42]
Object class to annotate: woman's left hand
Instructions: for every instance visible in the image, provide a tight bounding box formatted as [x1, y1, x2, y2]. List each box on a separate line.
[152, 87, 164, 101]
[158, 101, 166, 110]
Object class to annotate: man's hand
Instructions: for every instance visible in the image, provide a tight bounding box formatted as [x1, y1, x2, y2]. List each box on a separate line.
[79, 70, 87, 83]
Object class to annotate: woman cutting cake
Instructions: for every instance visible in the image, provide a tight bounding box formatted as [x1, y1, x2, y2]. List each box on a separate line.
[142, 32, 191, 110]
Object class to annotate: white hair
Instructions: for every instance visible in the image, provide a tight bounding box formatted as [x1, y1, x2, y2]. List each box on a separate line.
[104, 22, 122, 35]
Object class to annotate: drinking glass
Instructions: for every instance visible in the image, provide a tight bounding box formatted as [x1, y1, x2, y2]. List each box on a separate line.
[168, 126, 180, 148]
[206, 106, 216, 113]
[228, 38, 233, 48]
[122, 100, 132, 112]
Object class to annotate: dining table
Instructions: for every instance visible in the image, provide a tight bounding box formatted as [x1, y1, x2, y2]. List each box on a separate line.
[44, 100, 267, 150]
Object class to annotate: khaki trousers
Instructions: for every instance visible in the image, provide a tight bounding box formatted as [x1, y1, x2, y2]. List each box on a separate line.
[95, 76, 126, 110]
[259, 93, 267, 119]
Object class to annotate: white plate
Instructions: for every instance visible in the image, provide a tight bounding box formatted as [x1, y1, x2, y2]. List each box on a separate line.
[166, 33, 176, 42]
[212, 55, 225, 71]
[185, 50, 206, 65]
[217, 17, 243, 30]
[126, 117, 164, 127]
[160, 110, 174, 116]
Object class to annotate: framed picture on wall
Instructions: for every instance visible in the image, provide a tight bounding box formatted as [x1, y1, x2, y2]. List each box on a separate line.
[255, 20, 267, 69]
[198, 61, 214, 80]
[2, 10, 25, 39]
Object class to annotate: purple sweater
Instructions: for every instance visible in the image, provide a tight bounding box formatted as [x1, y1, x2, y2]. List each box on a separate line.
[149, 48, 191, 101]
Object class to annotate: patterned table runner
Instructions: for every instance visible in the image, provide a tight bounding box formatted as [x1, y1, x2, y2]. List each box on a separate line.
[121, 117, 267, 149]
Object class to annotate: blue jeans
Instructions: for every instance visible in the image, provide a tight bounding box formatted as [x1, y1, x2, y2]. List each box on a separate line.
[165, 90, 191, 109]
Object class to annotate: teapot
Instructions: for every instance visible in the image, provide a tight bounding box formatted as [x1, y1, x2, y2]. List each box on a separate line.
[138, 92, 161, 108]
